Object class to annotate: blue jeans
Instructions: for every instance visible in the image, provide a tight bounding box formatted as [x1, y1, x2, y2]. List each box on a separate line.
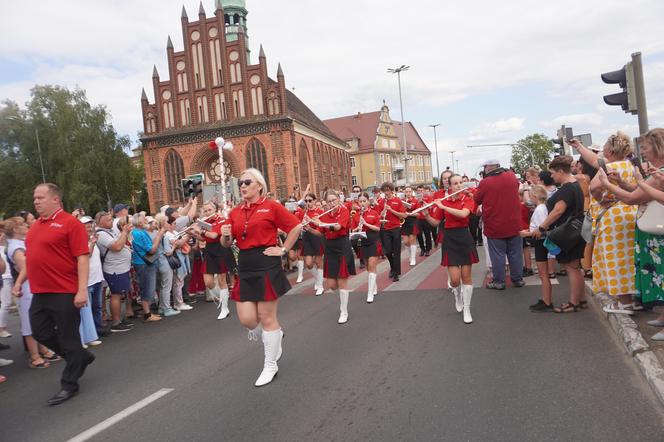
[87, 282, 103, 335]
[135, 264, 157, 303]
[487, 236, 524, 284]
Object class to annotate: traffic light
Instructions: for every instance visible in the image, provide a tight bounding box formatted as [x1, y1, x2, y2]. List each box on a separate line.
[601, 63, 637, 114]
[181, 178, 194, 198]
[181, 173, 204, 199]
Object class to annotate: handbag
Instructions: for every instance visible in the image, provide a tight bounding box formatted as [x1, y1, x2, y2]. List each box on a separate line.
[637, 200, 664, 235]
[163, 237, 182, 270]
[581, 203, 617, 245]
[547, 184, 586, 252]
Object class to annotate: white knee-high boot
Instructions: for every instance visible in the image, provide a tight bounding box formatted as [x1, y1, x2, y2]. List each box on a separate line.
[462, 284, 473, 324]
[247, 324, 263, 342]
[338, 289, 349, 324]
[296, 260, 304, 283]
[315, 268, 325, 296]
[452, 285, 463, 313]
[410, 245, 417, 266]
[367, 272, 377, 303]
[216, 288, 230, 320]
[255, 328, 282, 387]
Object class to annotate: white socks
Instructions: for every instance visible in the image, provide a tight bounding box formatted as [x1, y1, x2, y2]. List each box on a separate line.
[315, 268, 324, 296]
[409, 245, 417, 266]
[452, 285, 463, 313]
[367, 272, 377, 303]
[255, 328, 282, 387]
[338, 289, 349, 324]
[462, 284, 473, 324]
[296, 260, 304, 283]
[216, 288, 230, 320]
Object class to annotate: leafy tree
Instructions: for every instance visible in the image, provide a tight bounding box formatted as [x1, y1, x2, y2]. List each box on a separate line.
[0, 85, 146, 217]
[510, 133, 555, 177]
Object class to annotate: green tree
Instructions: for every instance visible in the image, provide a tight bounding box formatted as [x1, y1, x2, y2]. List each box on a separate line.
[510, 133, 555, 177]
[0, 85, 146, 217]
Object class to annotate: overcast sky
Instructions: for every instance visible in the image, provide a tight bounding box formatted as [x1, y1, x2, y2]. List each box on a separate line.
[1, 0, 663, 177]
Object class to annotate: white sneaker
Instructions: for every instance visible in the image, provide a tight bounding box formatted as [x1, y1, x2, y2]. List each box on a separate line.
[82, 344, 88, 349]
[652, 331, 664, 341]
[0, 330, 11, 338]
[603, 302, 634, 315]
[647, 319, 664, 327]
[0, 358, 13, 367]
[88, 340, 102, 346]
[315, 286, 324, 296]
[176, 303, 193, 311]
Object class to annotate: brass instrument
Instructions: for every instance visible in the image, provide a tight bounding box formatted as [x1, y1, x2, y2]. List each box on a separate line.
[350, 207, 368, 243]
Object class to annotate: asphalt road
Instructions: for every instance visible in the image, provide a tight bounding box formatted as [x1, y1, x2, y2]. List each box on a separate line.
[1, 250, 663, 441]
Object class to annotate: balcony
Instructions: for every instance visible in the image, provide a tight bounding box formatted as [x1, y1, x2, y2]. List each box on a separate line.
[393, 162, 404, 171]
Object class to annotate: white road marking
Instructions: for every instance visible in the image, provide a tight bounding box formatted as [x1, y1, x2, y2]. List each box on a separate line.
[67, 388, 174, 442]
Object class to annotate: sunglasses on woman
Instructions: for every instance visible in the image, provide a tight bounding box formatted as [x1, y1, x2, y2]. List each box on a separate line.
[238, 179, 253, 187]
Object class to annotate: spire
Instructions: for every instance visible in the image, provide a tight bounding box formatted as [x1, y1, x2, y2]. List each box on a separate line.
[152, 65, 159, 78]
[198, 1, 205, 16]
[141, 88, 148, 101]
[167, 35, 173, 49]
[259, 45, 266, 59]
[181, 5, 188, 19]
[277, 63, 284, 77]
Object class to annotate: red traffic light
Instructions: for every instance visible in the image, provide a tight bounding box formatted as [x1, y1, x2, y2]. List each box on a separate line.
[601, 68, 627, 88]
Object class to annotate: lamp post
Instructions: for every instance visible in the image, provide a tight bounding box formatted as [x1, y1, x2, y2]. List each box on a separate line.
[387, 65, 410, 185]
[429, 123, 441, 181]
[449, 150, 457, 172]
[5, 116, 46, 183]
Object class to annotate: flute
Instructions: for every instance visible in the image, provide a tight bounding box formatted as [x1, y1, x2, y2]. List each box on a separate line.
[409, 188, 467, 215]
[173, 213, 220, 239]
[301, 205, 337, 226]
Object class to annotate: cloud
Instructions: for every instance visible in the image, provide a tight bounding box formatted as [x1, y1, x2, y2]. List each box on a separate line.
[539, 113, 604, 130]
[468, 117, 525, 142]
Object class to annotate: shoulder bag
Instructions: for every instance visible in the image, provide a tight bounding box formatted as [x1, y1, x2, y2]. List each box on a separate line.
[547, 183, 586, 252]
[163, 237, 182, 270]
[637, 200, 664, 235]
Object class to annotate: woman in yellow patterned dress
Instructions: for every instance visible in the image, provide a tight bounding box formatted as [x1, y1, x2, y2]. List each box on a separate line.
[570, 133, 637, 314]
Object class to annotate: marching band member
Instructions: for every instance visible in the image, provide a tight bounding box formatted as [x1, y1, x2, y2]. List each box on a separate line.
[220, 168, 301, 387]
[192, 201, 232, 320]
[298, 193, 325, 295]
[424, 174, 479, 324]
[401, 186, 421, 266]
[376, 182, 406, 282]
[291, 203, 306, 284]
[416, 186, 434, 256]
[314, 190, 356, 324]
[351, 192, 381, 303]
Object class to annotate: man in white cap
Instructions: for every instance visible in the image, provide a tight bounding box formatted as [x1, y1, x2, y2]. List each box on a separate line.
[475, 159, 525, 289]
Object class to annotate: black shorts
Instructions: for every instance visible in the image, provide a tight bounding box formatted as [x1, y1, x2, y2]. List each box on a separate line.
[534, 239, 548, 262]
[523, 237, 536, 248]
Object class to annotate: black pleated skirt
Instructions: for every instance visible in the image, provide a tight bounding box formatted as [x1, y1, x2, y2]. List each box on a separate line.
[441, 227, 479, 267]
[302, 231, 324, 256]
[231, 247, 291, 302]
[324, 237, 356, 279]
[204, 241, 235, 274]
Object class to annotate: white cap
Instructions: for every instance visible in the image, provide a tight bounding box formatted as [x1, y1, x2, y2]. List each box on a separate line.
[79, 216, 94, 224]
[146, 216, 155, 224]
[482, 159, 500, 167]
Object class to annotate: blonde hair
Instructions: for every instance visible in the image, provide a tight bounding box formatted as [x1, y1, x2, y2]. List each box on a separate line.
[131, 212, 146, 228]
[639, 128, 664, 159]
[605, 131, 633, 158]
[3, 217, 26, 238]
[154, 213, 169, 229]
[240, 168, 268, 195]
[529, 185, 547, 203]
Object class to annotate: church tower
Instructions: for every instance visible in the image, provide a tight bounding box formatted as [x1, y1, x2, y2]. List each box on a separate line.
[220, 0, 249, 59]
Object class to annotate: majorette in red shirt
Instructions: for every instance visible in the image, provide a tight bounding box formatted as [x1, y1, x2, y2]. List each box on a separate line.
[318, 204, 351, 240]
[350, 208, 381, 232]
[296, 207, 323, 232]
[25, 209, 90, 294]
[403, 196, 420, 219]
[204, 215, 226, 244]
[228, 198, 299, 250]
[429, 193, 476, 229]
[417, 194, 433, 219]
[376, 197, 405, 230]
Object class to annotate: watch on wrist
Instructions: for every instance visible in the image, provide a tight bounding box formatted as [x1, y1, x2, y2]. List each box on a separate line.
[281, 247, 287, 255]
[538, 226, 546, 233]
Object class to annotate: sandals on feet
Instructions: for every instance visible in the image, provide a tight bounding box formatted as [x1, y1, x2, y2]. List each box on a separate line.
[553, 302, 581, 313]
[41, 352, 62, 362]
[29, 358, 50, 369]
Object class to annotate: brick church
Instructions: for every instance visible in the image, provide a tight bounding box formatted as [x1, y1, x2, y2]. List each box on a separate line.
[139, 0, 351, 212]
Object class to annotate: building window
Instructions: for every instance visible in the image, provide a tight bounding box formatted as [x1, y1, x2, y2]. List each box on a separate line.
[245, 138, 269, 190]
[164, 150, 185, 203]
[351, 175, 357, 186]
[350, 157, 356, 168]
[379, 154, 384, 166]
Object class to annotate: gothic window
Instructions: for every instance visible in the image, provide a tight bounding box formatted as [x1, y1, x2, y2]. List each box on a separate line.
[245, 138, 270, 191]
[206, 156, 232, 183]
[299, 140, 310, 190]
[164, 150, 185, 203]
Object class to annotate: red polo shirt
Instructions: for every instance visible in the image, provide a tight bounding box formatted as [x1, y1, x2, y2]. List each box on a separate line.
[376, 197, 406, 230]
[351, 208, 381, 231]
[319, 205, 351, 240]
[25, 209, 89, 294]
[229, 198, 299, 250]
[429, 195, 475, 229]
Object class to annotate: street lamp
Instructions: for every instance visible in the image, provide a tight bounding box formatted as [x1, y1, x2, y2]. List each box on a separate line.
[5, 116, 46, 183]
[429, 124, 441, 181]
[387, 64, 410, 185]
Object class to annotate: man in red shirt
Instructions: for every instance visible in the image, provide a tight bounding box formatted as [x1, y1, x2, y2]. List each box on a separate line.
[13, 183, 93, 405]
[475, 160, 525, 290]
[376, 182, 406, 281]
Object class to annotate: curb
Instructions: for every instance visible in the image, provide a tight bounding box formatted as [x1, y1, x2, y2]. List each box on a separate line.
[585, 281, 664, 407]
